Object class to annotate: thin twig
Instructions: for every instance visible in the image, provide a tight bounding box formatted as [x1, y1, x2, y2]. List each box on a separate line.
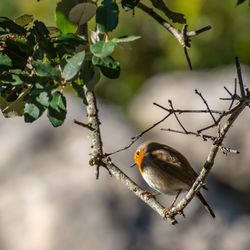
[161, 128, 239, 154]
[168, 99, 247, 219]
[167, 59, 249, 220]
[168, 100, 188, 133]
[161, 128, 216, 141]
[74, 119, 94, 130]
[106, 112, 173, 156]
[133, 113, 173, 140]
[195, 89, 217, 123]
[184, 47, 192, 70]
[153, 102, 225, 114]
[137, 3, 184, 45]
[220, 146, 240, 155]
[105, 140, 135, 156]
[187, 25, 212, 37]
[136, 2, 211, 70]
[235, 57, 245, 97]
[229, 79, 237, 110]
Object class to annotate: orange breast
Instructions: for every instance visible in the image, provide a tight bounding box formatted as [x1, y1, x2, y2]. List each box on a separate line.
[134, 149, 146, 175]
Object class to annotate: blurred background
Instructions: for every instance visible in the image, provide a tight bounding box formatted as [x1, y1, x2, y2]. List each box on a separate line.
[0, 0, 250, 250]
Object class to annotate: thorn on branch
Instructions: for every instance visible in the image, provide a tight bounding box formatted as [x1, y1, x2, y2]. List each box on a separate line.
[74, 119, 94, 130]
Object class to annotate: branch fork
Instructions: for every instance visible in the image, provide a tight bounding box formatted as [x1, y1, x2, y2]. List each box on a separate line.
[136, 2, 212, 69]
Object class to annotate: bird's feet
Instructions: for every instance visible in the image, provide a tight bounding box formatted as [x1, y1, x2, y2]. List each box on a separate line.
[140, 191, 161, 199]
[163, 205, 174, 218]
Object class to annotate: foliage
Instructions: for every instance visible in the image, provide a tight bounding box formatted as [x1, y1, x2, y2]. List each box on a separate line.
[0, 0, 249, 125]
[0, 1, 140, 126]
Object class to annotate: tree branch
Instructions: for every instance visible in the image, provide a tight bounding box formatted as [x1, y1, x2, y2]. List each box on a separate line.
[137, 2, 185, 46]
[77, 8, 178, 224]
[83, 84, 178, 224]
[165, 58, 250, 220]
[136, 2, 211, 69]
[168, 99, 247, 218]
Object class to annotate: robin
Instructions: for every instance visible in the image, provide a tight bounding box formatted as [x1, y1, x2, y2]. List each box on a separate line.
[134, 141, 215, 218]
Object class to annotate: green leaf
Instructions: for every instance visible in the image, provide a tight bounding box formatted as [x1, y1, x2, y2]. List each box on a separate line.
[68, 3, 96, 25]
[47, 26, 61, 37]
[24, 102, 41, 122]
[56, 11, 77, 34]
[96, 0, 119, 33]
[0, 17, 27, 35]
[31, 20, 49, 37]
[0, 87, 29, 118]
[36, 91, 50, 107]
[121, 0, 140, 11]
[29, 82, 56, 95]
[90, 41, 115, 58]
[72, 82, 87, 105]
[49, 91, 66, 112]
[23, 82, 54, 122]
[0, 84, 24, 101]
[13, 38, 33, 57]
[112, 35, 141, 43]
[30, 21, 57, 59]
[4, 38, 28, 69]
[62, 50, 85, 81]
[14, 14, 33, 27]
[33, 44, 44, 60]
[56, 0, 78, 34]
[47, 91, 67, 127]
[0, 71, 23, 85]
[32, 61, 61, 80]
[92, 55, 120, 79]
[55, 33, 87, 46]
[0, 54, 12, 69]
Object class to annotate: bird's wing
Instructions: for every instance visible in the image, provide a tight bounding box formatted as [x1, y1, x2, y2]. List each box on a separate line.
[149, 146, 197, 186]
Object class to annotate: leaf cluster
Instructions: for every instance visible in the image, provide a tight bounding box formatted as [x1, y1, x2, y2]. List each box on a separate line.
[0, 0, 141, 126]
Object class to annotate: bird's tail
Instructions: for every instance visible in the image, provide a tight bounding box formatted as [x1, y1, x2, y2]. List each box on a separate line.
[196, 191, 216, 218]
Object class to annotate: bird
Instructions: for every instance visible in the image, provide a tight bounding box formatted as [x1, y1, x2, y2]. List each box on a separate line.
[134, 141, 215, 218]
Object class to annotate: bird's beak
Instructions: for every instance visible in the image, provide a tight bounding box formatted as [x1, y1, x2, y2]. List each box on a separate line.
[129, 163, 136, 168]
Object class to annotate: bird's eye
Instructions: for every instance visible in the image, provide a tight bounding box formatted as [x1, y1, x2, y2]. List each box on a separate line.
[136, 151, 140, 156]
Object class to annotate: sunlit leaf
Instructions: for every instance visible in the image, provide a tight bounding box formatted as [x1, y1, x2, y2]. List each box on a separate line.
[0, 54, 12, 69]
[14, 14, 33, 27]
[56, 0, 77, 33]
[112, 35, 141, 43]
[32, 61, 61, 80]
[62, 50, 85, 81]
[90, 41, 115, 58]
